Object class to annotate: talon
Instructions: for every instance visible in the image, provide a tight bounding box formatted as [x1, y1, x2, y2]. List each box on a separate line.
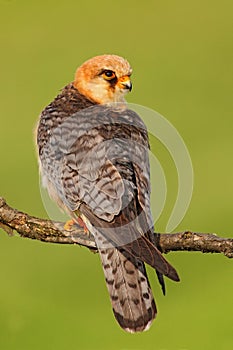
[64, 219, 76, 231]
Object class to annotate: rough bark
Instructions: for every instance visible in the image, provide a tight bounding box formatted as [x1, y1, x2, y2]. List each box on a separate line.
[0, 197, 233, 258]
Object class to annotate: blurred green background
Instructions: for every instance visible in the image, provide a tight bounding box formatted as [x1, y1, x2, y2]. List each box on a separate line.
[0, 0, 233, 349]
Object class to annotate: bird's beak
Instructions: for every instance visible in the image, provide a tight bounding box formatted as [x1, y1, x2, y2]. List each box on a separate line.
[117, 76, 132, 92]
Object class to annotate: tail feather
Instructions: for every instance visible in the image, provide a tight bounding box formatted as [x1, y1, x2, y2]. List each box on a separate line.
[99, 245, 157, 333]
[81, 206, 179, 332]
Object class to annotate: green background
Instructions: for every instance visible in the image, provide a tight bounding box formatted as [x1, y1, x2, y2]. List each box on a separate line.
[0, 1, 233, 349]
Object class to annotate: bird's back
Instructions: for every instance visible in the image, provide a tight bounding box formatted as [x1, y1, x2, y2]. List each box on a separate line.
[37, 80, 178, 333]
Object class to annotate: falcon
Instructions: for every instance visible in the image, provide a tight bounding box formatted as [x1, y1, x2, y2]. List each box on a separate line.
[36, 54, 179, 333]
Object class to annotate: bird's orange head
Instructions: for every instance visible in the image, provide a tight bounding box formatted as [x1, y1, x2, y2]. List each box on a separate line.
[73, 54, 132, 104]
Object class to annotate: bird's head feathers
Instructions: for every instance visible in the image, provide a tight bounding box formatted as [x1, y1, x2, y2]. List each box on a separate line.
[73, 55, 132, 104]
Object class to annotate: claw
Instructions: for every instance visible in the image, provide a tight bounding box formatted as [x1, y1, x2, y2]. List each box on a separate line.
[64, 217, 89, 234]
[64, 219, 76, 231]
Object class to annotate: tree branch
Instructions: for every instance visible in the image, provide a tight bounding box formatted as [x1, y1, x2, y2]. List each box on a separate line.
[0, 196, 233, 258]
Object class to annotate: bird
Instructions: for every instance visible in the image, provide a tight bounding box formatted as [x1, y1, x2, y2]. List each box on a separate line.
[36, 54, 179, 333]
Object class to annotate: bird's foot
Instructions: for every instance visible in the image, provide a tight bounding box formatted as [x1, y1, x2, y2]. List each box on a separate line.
[64, 217, 89, 234]
[64, 219, 76, 231]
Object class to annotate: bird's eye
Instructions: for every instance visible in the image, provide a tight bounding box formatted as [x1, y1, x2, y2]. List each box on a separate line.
[102, 70, 116, 80]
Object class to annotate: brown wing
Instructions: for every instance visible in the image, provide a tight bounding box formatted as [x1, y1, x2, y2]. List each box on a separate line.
[40, 103, 179, 279]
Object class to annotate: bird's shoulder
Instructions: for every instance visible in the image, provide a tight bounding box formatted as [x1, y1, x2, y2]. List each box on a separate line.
[41, 83, 95, 119]
[37, 83, 95, 153]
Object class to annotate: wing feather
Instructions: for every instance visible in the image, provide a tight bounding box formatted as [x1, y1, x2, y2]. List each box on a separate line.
[40, 104, 179, 281]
